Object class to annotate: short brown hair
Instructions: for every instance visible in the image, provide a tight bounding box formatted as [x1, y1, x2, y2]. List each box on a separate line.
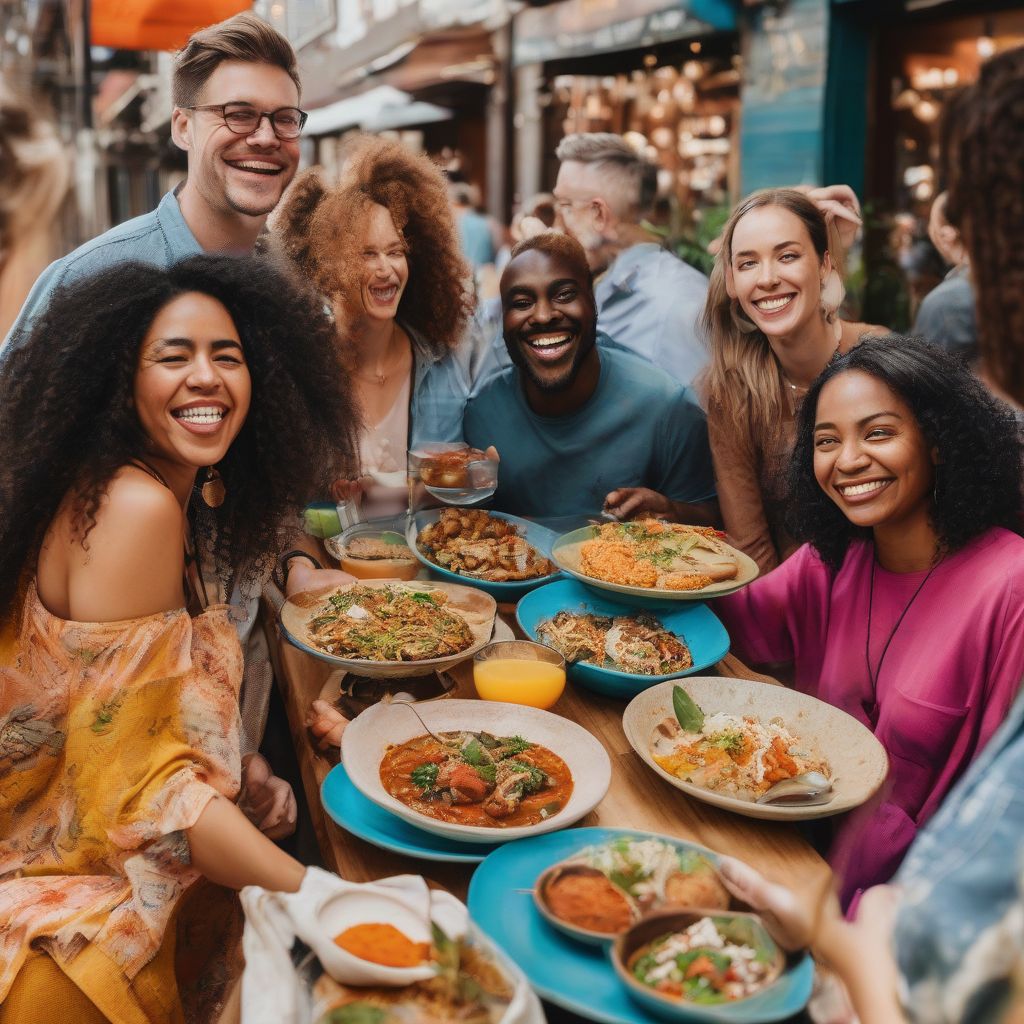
[172, 12, 300, 108]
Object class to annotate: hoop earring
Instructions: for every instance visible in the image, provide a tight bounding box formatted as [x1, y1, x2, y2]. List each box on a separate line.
[730, 300, 758, 335]
[201, 466, 226, 508]
[819, 268, 846, 323]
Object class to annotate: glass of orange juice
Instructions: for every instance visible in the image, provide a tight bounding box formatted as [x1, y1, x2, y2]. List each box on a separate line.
[472, 640, 566, 710]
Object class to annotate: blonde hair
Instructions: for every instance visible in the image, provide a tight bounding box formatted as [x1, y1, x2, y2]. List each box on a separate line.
[701, 188, 842, 437]
[555, 133, 658, 219]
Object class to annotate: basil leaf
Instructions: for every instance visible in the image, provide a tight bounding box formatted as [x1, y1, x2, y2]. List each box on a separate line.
[673, 685, 705, 732]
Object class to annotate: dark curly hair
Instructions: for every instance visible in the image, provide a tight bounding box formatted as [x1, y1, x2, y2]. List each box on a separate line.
[786, 335, 1023, 570]
[0, 254, 360, 620]
[273, 136, 472, 359]
[945, 46, 1024, 403]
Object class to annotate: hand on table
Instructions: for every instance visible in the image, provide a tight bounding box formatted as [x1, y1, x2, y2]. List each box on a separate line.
[239, 753, 298, 840]
[285, 564, 356, 599]
[604, 487, 672, 521]
[307, 699, 349, 750]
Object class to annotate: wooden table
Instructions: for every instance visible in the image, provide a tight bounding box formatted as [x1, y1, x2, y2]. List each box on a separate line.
[264, 598, 832, 910]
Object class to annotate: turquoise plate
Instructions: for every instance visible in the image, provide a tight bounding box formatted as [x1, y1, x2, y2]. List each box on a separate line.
[468, 827, 814, 1023]
[320, 763, 502, 864]
[408, 509, 563, 601]
[516, 579, 730, 699]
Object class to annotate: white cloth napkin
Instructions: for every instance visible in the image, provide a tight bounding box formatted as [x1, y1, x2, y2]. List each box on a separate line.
[240, 867, 546, 1024]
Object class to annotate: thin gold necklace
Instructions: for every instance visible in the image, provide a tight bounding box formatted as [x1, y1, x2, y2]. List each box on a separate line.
[353, 324, 408, 385]
[780, 335, 841, 392]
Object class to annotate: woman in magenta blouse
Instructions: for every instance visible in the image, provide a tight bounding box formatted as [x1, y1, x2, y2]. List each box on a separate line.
[716, 335, 1024, 906]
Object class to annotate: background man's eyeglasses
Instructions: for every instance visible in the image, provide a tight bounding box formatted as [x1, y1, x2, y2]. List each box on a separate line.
[182, 102, 308, 140]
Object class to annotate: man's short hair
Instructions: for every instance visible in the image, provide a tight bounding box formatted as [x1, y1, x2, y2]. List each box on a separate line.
[504, 231, 593, 291]
[172, 12, 300, 108]
[555, 133, 658, 219]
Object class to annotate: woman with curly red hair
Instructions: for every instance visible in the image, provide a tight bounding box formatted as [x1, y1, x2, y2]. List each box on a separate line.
[274, 135, 476, 517]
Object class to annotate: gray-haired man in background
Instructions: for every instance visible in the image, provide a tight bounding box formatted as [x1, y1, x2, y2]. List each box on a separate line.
[553, 132, 709, 386]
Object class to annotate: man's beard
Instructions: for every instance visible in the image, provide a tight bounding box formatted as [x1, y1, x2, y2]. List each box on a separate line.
[508, 326, 596, 393]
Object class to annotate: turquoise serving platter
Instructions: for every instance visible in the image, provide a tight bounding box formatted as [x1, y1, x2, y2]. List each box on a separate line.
[468, 827, 814, 1024]
[407, 509, 563, 601]
[516, 579, 730, 699]
[320, 763, 501, 863]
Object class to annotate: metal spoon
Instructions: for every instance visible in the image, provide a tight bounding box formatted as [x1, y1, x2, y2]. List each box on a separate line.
[386, 696, 458, 749]
[756, 770, 834, 806]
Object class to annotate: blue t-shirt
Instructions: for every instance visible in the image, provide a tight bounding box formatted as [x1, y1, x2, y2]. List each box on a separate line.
[463, 344, 715, 517]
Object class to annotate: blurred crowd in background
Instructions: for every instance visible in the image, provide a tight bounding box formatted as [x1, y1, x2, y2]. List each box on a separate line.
[2, 0, 1023, 336]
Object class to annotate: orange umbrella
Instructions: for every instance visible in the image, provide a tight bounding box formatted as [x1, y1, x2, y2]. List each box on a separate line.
[91, 0, 253, 51]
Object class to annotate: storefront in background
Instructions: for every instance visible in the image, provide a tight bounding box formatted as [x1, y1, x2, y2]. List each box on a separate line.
[512, 0, 738, 246]
[826, 0, 1024, 327]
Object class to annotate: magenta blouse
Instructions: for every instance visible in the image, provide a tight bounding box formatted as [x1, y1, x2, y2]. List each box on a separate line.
[716, 528, 1024, 905]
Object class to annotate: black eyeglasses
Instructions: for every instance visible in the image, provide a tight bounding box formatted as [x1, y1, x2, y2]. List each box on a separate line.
[182, 102, 308, 140]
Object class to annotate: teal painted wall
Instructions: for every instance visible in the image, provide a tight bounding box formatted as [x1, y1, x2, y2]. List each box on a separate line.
[739, 0, 830, 192]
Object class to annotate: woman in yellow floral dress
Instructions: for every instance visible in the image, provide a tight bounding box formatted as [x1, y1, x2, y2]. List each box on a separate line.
[0, 255, 358, 1022]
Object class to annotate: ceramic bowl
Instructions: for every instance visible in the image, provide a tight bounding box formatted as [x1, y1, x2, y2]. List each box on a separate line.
[612, 909, 785, 1021]
[279, 579, 496, 677]
[516, 578, 730, 698]
[408, 509, 563, 601]
[341, 698, 611, 843]
[622, 678, 889, 821]
[551, 526, 759, 604]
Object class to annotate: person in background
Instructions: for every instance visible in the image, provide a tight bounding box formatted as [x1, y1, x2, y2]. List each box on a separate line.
[449, 178, 496, 274]
[0, 83, 69, 340]
[553, 132, 708, 386]
[0, 255, 358, 1023]
[699, 188, 887, 574]
[463, 231, 717, 521]
[912, 191, 976, 363]
[274, 136, 475, 519]
[717, 335, 1024, 905]
[700, 46, 1024, 1024]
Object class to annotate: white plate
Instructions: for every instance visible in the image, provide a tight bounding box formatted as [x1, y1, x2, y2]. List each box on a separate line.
[622, 678, 889, 821]
[552, 526, 760, 602]
[279, 580, 496, 678]
[342, 698, 611, 842]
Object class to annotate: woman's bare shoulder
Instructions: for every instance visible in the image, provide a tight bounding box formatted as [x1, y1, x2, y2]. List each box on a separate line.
[63, 466, 187, 621]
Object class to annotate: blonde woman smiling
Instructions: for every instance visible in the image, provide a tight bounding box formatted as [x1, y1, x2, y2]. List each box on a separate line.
[702, 189, 887, 573]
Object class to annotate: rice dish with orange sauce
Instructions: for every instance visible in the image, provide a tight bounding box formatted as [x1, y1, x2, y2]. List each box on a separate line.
[650, 712, 830, 801]
[579, 521, 739, 591]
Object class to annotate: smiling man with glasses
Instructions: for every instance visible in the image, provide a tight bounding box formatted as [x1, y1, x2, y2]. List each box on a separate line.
[4, 12, 303, 354]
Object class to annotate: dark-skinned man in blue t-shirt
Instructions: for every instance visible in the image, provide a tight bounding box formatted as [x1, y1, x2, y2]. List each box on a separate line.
[464, 232, 719, 523]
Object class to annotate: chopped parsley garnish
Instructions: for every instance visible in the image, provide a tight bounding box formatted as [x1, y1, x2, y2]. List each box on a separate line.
[411, 762, 439, 792]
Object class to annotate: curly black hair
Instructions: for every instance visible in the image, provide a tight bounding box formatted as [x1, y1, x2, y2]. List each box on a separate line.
[786, 335, 1023, 570]
[0, 253, 360, 619]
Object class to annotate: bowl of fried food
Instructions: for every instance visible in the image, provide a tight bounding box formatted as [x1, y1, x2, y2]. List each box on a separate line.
[409, 509, 562, 601]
